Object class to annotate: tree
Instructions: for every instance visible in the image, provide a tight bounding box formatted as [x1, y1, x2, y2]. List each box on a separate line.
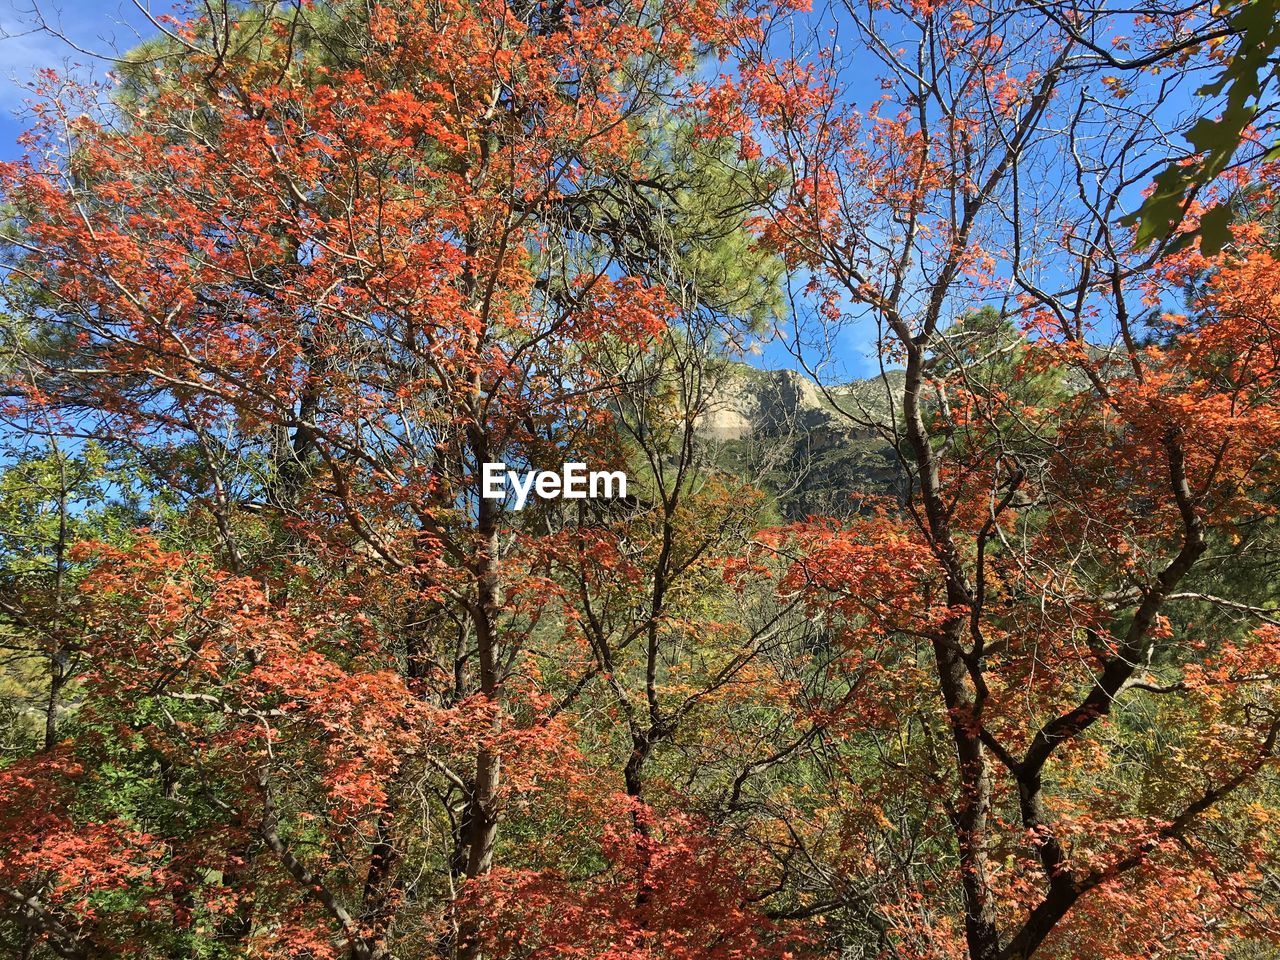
[714, 0, 1280, 956]
[0, 440, 144, 753]
[0, 0, 789, 956]
[5, 0, 1280, 958]
[1125, 0, 1280, 252]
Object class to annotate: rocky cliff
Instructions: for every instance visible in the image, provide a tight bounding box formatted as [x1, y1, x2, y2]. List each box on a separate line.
[696, 363, 907, 518]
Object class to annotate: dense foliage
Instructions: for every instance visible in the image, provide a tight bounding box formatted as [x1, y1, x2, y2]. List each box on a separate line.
[2, 1, 1280, 958]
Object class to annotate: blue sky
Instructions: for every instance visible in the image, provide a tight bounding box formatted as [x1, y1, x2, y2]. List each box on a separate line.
[0, 1, 170, 151]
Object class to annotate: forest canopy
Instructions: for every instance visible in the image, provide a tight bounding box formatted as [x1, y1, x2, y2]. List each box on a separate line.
[2, 0, 1280, 958]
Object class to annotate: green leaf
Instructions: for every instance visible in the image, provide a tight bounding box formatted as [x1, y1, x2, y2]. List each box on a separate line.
[1199, 201, 1235, 255]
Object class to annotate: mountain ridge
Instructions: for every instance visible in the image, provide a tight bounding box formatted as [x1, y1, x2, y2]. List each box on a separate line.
[696, 362, 907, 517]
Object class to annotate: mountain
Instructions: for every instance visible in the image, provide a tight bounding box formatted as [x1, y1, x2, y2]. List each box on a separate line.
[695, 363, 908, 518]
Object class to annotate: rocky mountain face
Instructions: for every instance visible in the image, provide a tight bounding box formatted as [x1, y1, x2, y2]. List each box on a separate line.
[695, 364, 907, 518]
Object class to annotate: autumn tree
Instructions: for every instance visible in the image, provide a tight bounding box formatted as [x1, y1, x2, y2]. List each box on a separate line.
[6, 1, 1280, 959]
[0, 0, 792, 956]
[712, 0, 1280, 957]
